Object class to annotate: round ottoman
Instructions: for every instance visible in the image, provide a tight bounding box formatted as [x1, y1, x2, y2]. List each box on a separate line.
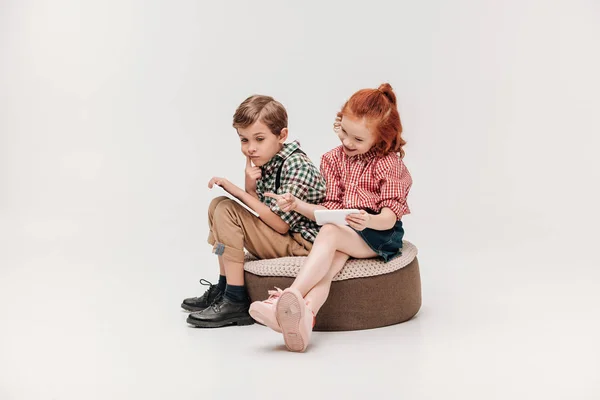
[244, 241, 421, 331]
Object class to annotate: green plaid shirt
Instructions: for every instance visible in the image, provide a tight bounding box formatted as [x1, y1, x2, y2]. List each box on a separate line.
[256, 141, 326, 242]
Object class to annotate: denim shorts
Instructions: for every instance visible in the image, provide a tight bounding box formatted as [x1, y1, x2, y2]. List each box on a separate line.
[354, 219, 404, 262]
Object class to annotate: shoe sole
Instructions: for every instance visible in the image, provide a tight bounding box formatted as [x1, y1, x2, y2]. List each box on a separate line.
[186, 314, 254, 328]
[276, 291, 307, 352]
[249, 307, 282, 333]
[181, 303, 207, 312]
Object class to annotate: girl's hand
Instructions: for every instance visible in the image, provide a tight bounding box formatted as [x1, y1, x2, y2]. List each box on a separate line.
[208, 177, 230, 189]
[333, 113, 342, 131]
[346, 210, 370, 231]
[245, 156, 261, 193]
[264, 192, 298, 212]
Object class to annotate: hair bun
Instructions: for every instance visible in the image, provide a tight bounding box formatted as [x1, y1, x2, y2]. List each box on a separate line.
[377, 83, 396, 105]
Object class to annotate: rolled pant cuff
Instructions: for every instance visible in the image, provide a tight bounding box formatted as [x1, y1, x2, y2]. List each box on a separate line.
[209, 240, 245, 263]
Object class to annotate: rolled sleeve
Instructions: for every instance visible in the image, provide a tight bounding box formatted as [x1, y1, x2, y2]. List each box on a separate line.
[376, 156, 412, 219]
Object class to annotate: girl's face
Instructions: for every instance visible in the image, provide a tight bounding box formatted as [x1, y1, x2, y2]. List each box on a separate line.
[336, 114, 376, 156]
[237, 120, 287, 167]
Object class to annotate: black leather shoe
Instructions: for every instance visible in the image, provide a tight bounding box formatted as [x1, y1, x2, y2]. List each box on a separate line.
[181, 279, 224, 312]
[186, 296, 254, 328]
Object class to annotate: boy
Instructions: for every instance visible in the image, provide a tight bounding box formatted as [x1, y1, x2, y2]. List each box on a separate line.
[183, 95, 326, 328]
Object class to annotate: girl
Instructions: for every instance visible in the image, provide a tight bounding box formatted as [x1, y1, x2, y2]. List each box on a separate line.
[249, 83, 412, 352]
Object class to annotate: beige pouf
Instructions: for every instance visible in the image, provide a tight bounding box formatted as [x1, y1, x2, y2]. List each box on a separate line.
[244, 241, 421, 331]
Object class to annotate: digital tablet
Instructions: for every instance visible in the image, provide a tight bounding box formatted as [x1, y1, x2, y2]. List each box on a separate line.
[211, 185, 260, 217]
[314, 209, 360, 226]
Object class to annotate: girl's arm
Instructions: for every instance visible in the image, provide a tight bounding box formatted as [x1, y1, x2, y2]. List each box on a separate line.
[209, 177, 290, 235]
[294, 198, 328, 222]
[267, 192, 397, 230]
[346, 207, 397, 231]
[368, 154, 413, 230]
[366, 208, 397, 230]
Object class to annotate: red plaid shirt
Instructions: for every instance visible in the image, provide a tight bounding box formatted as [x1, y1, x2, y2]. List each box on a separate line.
[320, 146, 412, 219]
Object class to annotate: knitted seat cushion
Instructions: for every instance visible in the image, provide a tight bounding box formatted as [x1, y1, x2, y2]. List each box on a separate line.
[244, 241, 421, 331]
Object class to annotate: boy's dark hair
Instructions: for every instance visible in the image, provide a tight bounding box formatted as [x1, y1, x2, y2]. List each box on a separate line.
[232, 95, 287, 135]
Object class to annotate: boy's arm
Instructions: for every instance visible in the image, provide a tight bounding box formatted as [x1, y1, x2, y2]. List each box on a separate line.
[216, 179, 290, 235]
[244, 156, 261, 200]
[246, 190, 259, 200]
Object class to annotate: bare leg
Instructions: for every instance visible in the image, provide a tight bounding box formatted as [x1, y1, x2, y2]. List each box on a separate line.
[222, 258, 244, 286]
[208, 197, 229, 280]
[290, 224, 376, 296]
[304, 251, 349, 315]
[218, 256, 225, 276]
[276, 228, 371, 352]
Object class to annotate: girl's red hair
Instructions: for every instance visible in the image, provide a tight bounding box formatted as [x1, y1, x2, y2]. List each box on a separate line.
[340, 83, 406, 158]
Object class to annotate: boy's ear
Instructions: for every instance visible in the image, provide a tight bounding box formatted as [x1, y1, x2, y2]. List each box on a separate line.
[278, 127, 289, 143]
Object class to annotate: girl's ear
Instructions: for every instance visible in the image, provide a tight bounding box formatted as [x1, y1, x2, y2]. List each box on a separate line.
[278, 127, 289, 143]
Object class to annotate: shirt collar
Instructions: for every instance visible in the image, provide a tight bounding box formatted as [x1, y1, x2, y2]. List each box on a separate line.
[342, 146, 378, 161]
[262, 140, 301, 170]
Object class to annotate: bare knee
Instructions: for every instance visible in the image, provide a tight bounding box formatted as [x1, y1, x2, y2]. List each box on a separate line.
[317, 224, 338, 236]
[315, 224, 341, 246]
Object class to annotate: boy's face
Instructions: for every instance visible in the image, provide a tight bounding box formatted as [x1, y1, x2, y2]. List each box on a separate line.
[237, 120, 288, 167]
[336, 114, 376, 156]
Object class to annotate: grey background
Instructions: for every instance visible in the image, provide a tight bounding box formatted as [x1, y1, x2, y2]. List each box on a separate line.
[1, 1, 599, 399]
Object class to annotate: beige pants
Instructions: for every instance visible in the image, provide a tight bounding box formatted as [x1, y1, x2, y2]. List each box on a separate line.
[207, 196, 313, 263]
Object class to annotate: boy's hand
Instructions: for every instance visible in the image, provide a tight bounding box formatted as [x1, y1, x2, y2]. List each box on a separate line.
[264, 192, 298, 213]
[245, 156, 261, 193]
[208, 177, 230, 189]
[346, 210, 370, 231]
